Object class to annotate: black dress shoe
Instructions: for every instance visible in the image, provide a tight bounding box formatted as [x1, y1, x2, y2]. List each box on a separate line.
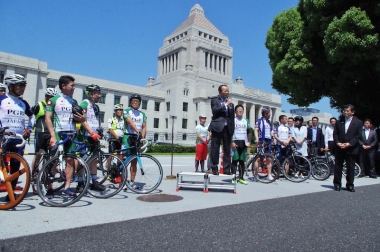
[346, 186, 355, 192]
[334, 184, 341, 191]
[212, 170, 219, 175]
[369, 175, 377, 179]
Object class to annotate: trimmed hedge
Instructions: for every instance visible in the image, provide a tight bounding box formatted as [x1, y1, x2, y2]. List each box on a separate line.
[147, 145, 195, 153]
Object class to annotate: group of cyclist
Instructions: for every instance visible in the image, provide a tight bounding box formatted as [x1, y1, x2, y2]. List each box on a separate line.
[0, 74, 146, 201]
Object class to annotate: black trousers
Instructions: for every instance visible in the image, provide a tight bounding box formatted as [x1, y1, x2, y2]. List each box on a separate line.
[210, 126, 232, 172]
[360, 149, 376, 176]
[334, 150, 356, 188]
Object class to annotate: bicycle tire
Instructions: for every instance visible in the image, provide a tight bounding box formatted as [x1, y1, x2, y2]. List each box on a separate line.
[0, 153, 31, 210]
[256, 154, 279, 184]
[311, 161, 330, 181]
[31, 150, 46, 195]
[282, 155, 311, 183]
[86, 153, 127, 198]
[36, 154, 90, 207]
[123, 154, 163, 194]
[342, 162, 361, 178]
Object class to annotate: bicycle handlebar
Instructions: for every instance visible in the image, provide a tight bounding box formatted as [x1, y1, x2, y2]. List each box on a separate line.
[14, 134, 26, 148]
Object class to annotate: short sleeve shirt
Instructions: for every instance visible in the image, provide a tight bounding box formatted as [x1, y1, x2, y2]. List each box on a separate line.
[123, 107, 147, 134]
[195, 124, 208, 144]
[233, 117, 250, 143]
[80, 99, 99, 136]
[274, 124, 292, 145]
[255, 117, 272, 139]
[45, 93, 77, 132]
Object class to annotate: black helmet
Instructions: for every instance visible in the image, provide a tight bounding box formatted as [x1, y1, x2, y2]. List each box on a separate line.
[129, 93, 141, 103]
[85, 84, 101, 95]
[72, 104, 84, 115]
[294, 116, 304, 124]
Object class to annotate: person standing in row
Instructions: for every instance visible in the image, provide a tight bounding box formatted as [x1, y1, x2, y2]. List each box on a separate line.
[293, 116, 308, 157]
[333, 104, 363, 192]
[208, 85, 234, 175]
[324, 117, 337, 174]
[108, 104, 124, 153]
[359, 119, 378, 178]
[194, 114, 209, 172]
[307, 117, 325, 156]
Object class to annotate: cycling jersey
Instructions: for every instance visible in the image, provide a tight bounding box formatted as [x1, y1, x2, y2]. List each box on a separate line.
[123, 107, 147, 134]
[33, 101, 48, 133]
[108, 116, 124, 137]
[274, 124, 292, 145]
[45, 93, 77, 132]
[255, 117, 272, 140]
[0, 94, 33, 135]
[233, 117, 250, 143]
[80, 99, 100, 136]
[195, 124, 208, 144]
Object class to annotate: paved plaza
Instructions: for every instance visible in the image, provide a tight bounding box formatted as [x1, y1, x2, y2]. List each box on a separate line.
[1, 144, 380, 251]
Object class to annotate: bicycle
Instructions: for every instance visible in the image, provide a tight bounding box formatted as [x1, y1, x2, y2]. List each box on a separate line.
[306, 143, 331, 181]
[109, 133, 163, 193]
[36, 132, 91, 207]
[0, 127, 30, 210]
[245, 142, 280, 184]
[280, 142, 312, 183]
[320, 151, 361, 178]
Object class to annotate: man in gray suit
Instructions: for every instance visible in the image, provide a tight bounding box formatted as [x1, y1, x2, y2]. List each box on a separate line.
[359, 119, 378, 178]
[208, 85, 235, 175]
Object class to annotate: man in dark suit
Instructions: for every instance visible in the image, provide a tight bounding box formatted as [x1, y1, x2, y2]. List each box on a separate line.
[307, 117, 325, 156]
[208, 85, 234, 175]
[359, 119, 378, 178]
[333, 104, 363, 192]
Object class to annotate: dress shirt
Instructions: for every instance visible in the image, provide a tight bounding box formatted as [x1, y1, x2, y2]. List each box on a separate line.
[364, 128, 370, 140]
[345, 116, 353, 133]
[324, 125, 334, 146]
[312, 126, 317, 142]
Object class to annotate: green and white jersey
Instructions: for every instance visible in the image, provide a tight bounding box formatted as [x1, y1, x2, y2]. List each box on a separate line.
[195, 124, 208, 144]
[46, 93, 77, 132]
[123, 107, 147, 134]
[80, 99, 100, 136]
[233, 117, 250, 143]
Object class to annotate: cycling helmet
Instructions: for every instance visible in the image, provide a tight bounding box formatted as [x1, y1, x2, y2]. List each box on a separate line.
[45, 88, 58, 96]
[129, 94, 141, 103]
[199, 114, 206, 119]
[4, 74, 27, 86]
[114, 104, 123, 110]
[0, 83, 6, 89]
[85, 84, 101, 95]
[294, 115, 304, 124]
[72, 103, 84, 115]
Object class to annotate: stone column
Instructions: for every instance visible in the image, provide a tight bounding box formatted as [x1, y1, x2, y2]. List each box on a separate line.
[216, 55, 219, 73]
[249, 104, 256, 124]
[174, 53, 177, 71]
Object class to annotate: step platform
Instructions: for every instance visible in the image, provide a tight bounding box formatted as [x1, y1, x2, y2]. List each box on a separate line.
[176, 172, 237, 194]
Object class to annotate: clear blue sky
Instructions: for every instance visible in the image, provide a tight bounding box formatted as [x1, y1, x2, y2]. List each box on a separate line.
[1, 0, 339, 117]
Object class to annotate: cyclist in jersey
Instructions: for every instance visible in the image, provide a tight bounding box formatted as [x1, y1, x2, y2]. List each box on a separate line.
[31, 88, 59, 153]
[123, 94, 147, 189]
[76, 84, 105, 192]
[231, 105, 252, 185]
[0, 74, 33, 201]
[0, 83, 6, 96]
[108, 104, 124, 153]
[273, 115, 292, 177]
[195, 114, 209, 172]
[253, 106, 274, 181]
[45, 75, 100, 198]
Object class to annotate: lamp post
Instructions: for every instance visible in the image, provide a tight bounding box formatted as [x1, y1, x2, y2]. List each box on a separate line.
[166, 115, 176, 179]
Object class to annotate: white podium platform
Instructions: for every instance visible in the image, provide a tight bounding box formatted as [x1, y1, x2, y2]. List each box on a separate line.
[176, 172, 237, 194]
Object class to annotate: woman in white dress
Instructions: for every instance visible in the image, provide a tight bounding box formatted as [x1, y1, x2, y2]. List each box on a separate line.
[292, 116, 308, 156]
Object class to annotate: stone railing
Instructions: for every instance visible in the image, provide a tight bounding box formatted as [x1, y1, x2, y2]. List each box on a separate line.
[244, 87, 272, 101]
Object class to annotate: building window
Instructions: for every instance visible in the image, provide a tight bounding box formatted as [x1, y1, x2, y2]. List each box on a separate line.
[195, 121, 197, 126]
[154, 102, 160, 111]
[99, 94, 106, 104]
[182, 134, 187, 140]
[99, 111, 105, 123]
[82, 90, 87, 100]
[166, 102, 170, 111]
[0, 71, 4, 83]
[154, 118, 159, 128]
[182, 119, 187, 129]
[183, 88, 189, 96]
[165, 133, 168, 140]
[114, 95, 121, 105]
[142, 100, 147, 110]
[195, 103, 198, 111]
[154, 133, 159, 141]
[165, 118, 168, 129]
[183, 102, 188, 112]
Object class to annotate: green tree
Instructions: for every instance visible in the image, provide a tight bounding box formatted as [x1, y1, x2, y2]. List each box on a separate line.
[266, 0, 380, 125]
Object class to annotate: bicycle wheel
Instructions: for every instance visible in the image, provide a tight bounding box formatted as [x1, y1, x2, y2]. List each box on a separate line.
[256, 154, 279, 184]
[311, 161, 330, 181]
[37, 154, 90, 207]
[0, 153, 31, 210]
[343, 162, 361, 178]
[86, 153, 127, 198]
[283, 155, 311, 183]
[124, 154, 163, 194]
[31, 150, 46, 195]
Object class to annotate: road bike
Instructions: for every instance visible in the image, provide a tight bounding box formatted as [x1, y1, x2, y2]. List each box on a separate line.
[0, 127, 30, 210]
[320, 151, 361, 178]
[307, 142, 331, 181]
[107, 133, 163, 193]
[280, 142, 312, 183]
[36, 132, 91, 207]
[245, 142, 280, 184]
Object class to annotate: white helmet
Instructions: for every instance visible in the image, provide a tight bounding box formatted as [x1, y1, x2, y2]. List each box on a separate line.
[0, 83, 6, 89]
[4, 74, 26, 86]
[199, 114, 206, 119]
[45, 88, 58, 96]
[114, 104, 123, 110]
